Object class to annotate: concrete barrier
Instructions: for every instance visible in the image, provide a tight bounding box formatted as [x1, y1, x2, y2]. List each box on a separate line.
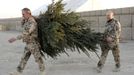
[80, 11, 90, 17]
[130, 7, 134, 14]
[95, 10, 102, 16]
[132, 15, 134, 27]
[89, 11, 96, 16]
[121, 27, 132, 40]
[121, 7, 130, 14]
[0, 7, 134, 40]
[88, 16, 99, 27]
[120, 15, 132, 27]
[98, 16, 106, 27]
[0, 25, 9, 31]
[132, 28, 134, 40]
[113, 8, 122, 15]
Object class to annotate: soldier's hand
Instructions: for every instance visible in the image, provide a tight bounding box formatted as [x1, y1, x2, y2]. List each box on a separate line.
[23, 32, 29, 35]
[106, 37, 113, 43]
[8, 37, 17, 43]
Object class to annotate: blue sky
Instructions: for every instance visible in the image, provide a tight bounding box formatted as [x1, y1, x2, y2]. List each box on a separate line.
[0, 0, 134, 18]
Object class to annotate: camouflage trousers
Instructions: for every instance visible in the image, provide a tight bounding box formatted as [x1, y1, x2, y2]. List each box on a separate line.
[17, 42, 45, 73]
[97, 43, 120, 69]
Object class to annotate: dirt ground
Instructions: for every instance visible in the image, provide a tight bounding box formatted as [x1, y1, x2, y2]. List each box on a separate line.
[0, 31, 134, 75]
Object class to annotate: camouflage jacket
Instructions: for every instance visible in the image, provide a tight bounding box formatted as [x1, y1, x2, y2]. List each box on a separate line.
[102, 18, 121, 47]
[16, 17, 38, 43]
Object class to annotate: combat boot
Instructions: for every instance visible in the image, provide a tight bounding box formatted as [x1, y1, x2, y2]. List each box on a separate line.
[113, 67, 120, 72]
[96, 67, 102, 73]
[113, 64, 120, 72]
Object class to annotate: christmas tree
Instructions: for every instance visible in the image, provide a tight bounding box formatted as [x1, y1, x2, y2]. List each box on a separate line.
[35, 0, 102, 58]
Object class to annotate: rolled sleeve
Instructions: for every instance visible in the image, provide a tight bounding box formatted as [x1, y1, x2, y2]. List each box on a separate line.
[28, 18, 37, 35]
[109, 21, 121, 39]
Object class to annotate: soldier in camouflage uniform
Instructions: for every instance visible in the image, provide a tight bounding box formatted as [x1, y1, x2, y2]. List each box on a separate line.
[97, 11, 121, 73]
[8, 8, 45, 75]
